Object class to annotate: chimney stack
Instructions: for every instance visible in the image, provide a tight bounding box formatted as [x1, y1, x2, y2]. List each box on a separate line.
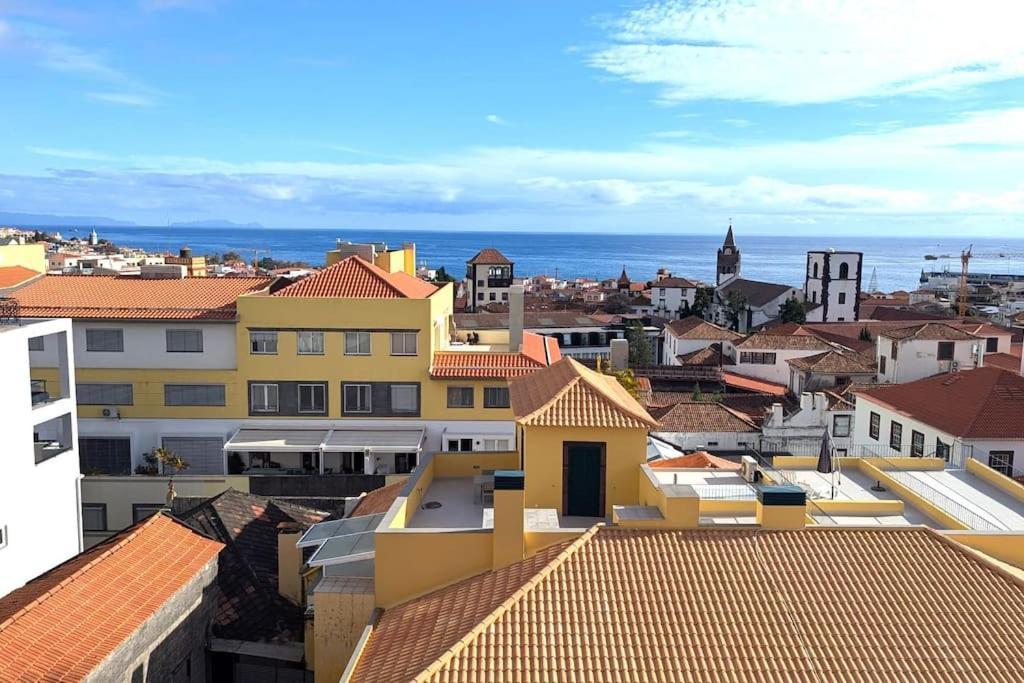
[492, 470, 525, 569]
[610, 338, 629, 371]
[508, 285, 525, 352]
[277, 522, 305, 604]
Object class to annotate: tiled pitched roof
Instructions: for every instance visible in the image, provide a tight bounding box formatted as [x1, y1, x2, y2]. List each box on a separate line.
[12, 274, 272, 320]
[881, 322, 978, 341]
[430, 332, 559, 378]
[467, 248, 511, 265]
[455, 311, 605, 329]
[717, 277, 796, 307]
[0, 265, 41, 288]
[353, 526, 1024, 683]
[676, 344, 725, 366]
[655, 276, 698, 288]
[272, 255, 436, 299]
[721, 372, 789, 396]
[734, 331, 833, 350]
[984, 352, 1021, 373]
[176, 489, 328, 643]
[649, 451, 741, 469]
[858, 366, 1024, 439]
[649, 400, 758, 433]
[349, 482, 405, 517]
[665, 316, 741, 340]
[509, 357, 658, 429]
[0, 514, 222, 681]
[786, 349, 876, 374]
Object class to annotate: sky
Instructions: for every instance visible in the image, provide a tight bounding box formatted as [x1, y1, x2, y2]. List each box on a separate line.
[2, 0, 1024, 235]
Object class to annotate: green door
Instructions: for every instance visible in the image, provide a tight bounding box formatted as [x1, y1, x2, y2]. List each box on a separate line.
[564, 443, 604, 517]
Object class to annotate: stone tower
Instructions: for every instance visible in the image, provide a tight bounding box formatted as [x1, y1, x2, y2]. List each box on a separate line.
[716, 223, 740, 286]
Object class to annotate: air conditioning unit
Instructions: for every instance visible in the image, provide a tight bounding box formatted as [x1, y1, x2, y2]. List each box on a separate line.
[950, 361, 960, 373]
[101, 406, 120, 418]
[740, 455, 758, 483]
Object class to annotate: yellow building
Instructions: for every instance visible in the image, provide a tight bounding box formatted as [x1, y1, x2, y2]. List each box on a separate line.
[164, 246, 208, 277]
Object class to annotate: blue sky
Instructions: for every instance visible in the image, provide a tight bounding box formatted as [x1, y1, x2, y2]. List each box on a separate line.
[2, 0, 1024, 235]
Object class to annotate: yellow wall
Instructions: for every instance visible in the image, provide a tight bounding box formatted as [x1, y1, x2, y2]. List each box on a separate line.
[967, 458, 1024, 503]
[945, 531, 1024, 570]
[521, 424, 647, 515]
[433, 451, 519, 477]
[374, 529, 493, 607]
[0, 242, 46, 273]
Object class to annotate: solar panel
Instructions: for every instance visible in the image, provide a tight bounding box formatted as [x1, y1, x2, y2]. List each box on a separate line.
[296, 512, 385, 548]
[308, 531, 377, 566]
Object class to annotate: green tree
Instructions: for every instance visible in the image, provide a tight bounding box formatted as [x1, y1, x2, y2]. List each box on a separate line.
[691, 286, 714, 319]
[625, 321, 652, 366]
[779, 296, 807, 324]
[724, 290, 747, 331]
[691, 381, 703, 401]
[858, 326, 873, 342]
[595, 357, 641, 399]
[222, 250, 242, 263]
[434, 265, 456, 282]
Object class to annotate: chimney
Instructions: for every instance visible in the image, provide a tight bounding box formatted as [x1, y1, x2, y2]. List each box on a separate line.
[610, 338, 629, 371]
[277, 522, 305, 605]
[508, 285, 525, 352]
[492, 470, 525, 569]
[755, 484, 807, 529]
[799, 392, 812, 412]
[770, 402, 784, 427]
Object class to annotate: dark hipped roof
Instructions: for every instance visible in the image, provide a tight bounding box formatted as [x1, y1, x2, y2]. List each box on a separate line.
[717, 278, 796, 307]
[467, 248, 512, 265]
[666, 316, 741, 341]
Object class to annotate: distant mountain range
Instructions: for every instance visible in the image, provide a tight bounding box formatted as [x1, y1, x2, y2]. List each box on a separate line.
[0, 211, 135, 227]
[169, 219, 264, 229]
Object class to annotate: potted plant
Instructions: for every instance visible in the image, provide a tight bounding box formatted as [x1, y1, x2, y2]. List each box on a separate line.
[152, 447, 189, 477]
[135, 452, 159, 475]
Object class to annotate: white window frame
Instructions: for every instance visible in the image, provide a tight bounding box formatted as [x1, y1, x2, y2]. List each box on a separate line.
[250, 383, 279, 413]
[250, 331, 278, 355]
[390, 385, 418, 413]
[298, 330, 325, 355]
[297, 383, 326, 414]
[832, 414, 851, 438]
[390, 332, 418, 356]
[344, 384, 372, 413]
[345, 331, 371, 356]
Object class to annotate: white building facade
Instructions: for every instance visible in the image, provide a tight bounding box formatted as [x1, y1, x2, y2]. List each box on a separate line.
[876, 324, 983, 384]
[804, 250, 863, 323]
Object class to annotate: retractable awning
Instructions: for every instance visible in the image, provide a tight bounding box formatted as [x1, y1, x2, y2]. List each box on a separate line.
[224, 429, 328, 452]
[322, 428, 424, 453]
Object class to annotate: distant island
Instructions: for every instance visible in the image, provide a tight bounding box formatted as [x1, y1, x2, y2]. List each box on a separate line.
[169, 219, 264, 229]
[0, 211, 135, 227]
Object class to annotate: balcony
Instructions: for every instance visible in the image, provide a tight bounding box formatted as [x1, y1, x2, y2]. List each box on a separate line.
[486, 277, 513, 289]
[33, 412, 74, 464]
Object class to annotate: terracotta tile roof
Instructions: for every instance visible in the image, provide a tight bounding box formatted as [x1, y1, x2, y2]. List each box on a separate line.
[430, 332, 559, 379]
[734, 331, 833, 350]
[467, 248, 511, 265]
[953, 321, 1014, 338]
[349, 482, 406, 517]
[649, 451, 741, 470]
[649, 399, 759, 433]
[676, 344, 725, 366]
[721, 371, 789, 396]
[0, 514, 222, 681]
[859, 366, 1024, 438]
[455, 311, 606, 330]
[176, 489, 327, 643]
[509, 357, 659, 429]
[985, 352, 1021, 373]
[786, 349, 876, 374]
[13, 274, 272, 320]
[881, 322, 978, 341]
[0, 265, 41, 288]
[353, 526, 1024, 683]
[717, 277, 797, 307]
[654, 276, 698, 288]
[272, 255, 437, 299]
[665, 315, 741, 340]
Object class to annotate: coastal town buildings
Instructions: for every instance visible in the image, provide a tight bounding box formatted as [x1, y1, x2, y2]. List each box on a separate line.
[464, 247, 513, 311]
[650, 276, 698, 318]
[803, 249, 863, 322]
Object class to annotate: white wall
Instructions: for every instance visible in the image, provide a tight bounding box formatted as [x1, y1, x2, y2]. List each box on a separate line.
[30, 320, 238, 370]
[726, 345, 822, 385]
[652, 286, 696, 319]
[0, 319, 82, 598]
[877, 337, 981, 384]
[853, 394, 966, 459]
[652, 430, 758, 452]
[805, 251, 861, 322]
[662, 332, 717, 364]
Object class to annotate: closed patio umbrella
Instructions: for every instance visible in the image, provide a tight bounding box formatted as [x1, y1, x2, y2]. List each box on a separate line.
[816, 431, 836, 499]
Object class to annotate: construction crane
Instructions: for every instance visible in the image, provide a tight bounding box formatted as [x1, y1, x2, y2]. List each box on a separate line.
[958, 244, 972, 317]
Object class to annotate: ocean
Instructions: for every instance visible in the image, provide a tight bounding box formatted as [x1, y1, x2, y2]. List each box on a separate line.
[58, 226, 1024, 293]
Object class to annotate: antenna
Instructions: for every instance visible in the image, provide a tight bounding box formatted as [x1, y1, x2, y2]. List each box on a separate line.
[867, 267, 878, 293]
[958, 244, 972, 316]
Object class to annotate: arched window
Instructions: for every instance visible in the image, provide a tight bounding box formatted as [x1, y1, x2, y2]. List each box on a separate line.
[838, 263, 849, 279]
[812, 263, 819, 278]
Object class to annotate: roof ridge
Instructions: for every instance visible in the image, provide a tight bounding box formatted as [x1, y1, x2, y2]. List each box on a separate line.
[413, 525, 603, 682]
[518, 375, 583, 424]
[0, 513, 176, 632]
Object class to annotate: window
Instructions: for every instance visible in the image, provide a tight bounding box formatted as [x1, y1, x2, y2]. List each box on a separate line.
[447, 438, 474, 452]
[812, 263, 819, 278]
[344, 384, 372, 413]
[297, 383, 326, 413]
[936, 439, 951, 462]
[165, 329, 203, 353]
[0, 525, 6, 550]
[739, 352, 777, 364]
[937, 341, 955, 361]
[78, 383, 133, 405]
[869, 412, 880, 440]
[132, 504, 163, 523]
[249, 331, 278, 355]
[838, 262, 849, 279]
[345, 331, 371, 355]
[489, 292, 496, 301]
[337, 452, 365, 474]
[390, 385, 418, 413]
[391, 332, 418, 356]
[483, 438, 511, 451]
[838, 292, 847, 305]
[164, 384, 226, 406]
[82, 503, 107, 532]
[890, 341, 898, 360]
[484, 386, 510, 408]
[911, 430, 925, 457]
[298, 330, 325, 355]
[250, 383, 279, 412]
[395, 453, 418, 474]
[86, 328, 124, 352]
[989, 451, 1015, 476]
[477, 293, 484, 300]
[986, 337, 999, 353]
[889, 421, 902, 451]
[832, 415, 851, 438]
[447, 386, 474, 408]
[27, 336, 44, 351]
[79, 437, 131, 475]
[879, 355, 887, 374]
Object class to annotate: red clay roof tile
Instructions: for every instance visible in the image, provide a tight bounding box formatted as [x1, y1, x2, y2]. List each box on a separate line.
[272, 256, 436, 299]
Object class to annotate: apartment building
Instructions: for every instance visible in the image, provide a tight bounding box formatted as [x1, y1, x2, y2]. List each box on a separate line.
[0, 317, 82, 598]
[650, 276, 698, 319]
[876, 322, 983, 383]
[464, 247, 513, 311]
[15, 247, 559, 541]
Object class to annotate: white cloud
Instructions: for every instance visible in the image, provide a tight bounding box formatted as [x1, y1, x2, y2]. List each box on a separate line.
[589, 0, 1024, 104]
[25, 146, 117, 161]
[485, 114, 511, 126]
[87, 92, 155, 107]
[722, 118, 753, 128]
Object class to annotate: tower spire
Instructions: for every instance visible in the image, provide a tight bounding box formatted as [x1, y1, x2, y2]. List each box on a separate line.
[723, 220, 735, 248]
